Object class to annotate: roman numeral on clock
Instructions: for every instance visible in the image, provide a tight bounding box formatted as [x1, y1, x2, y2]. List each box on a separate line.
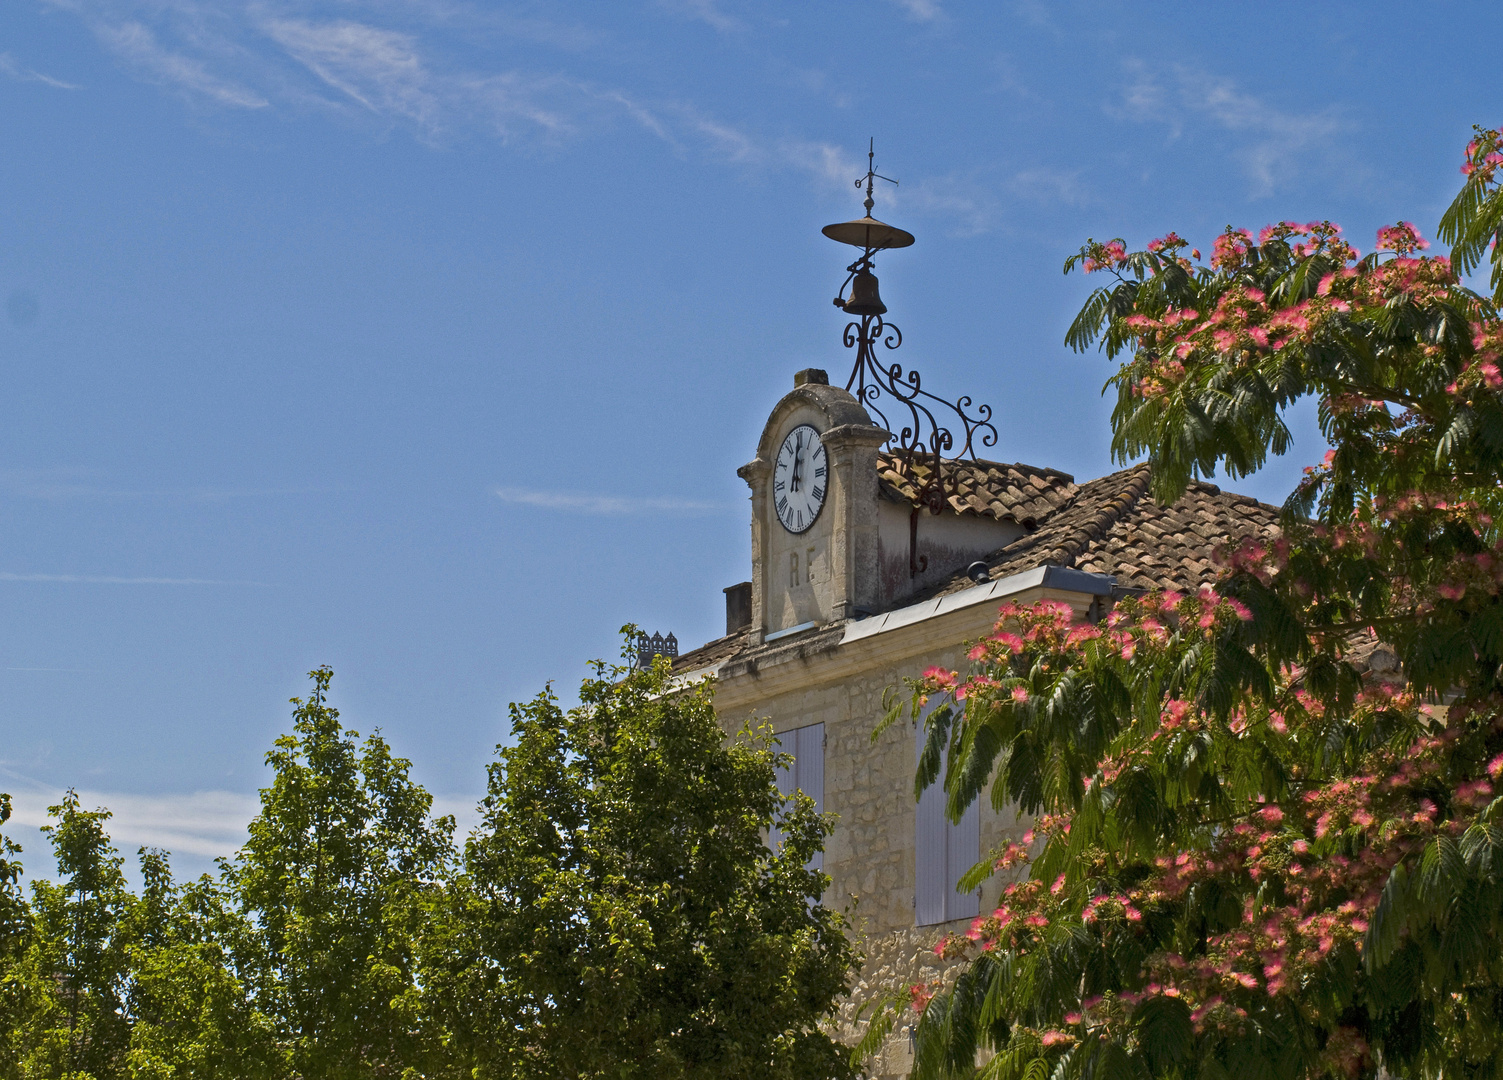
[777, 495, 789, 515]
[811, 485, 824, 501]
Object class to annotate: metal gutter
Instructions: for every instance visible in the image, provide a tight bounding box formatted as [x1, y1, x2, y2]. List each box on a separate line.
[840, 564, 1114, 646]
[764, 619, 819, 643]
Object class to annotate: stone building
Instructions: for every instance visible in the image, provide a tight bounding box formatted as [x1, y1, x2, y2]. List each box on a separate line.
[671, 367, 1282, 1077]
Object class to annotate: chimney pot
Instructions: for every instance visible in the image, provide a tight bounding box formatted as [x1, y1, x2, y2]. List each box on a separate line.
[723, 581, 753, 636]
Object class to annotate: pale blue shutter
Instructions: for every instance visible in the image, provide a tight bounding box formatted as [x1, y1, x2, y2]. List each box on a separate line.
[795, 723, 824, 872]
[947, 787, 980, 921]
[915, 699, 980, 926]
[915, 738, 948, 926]
[771, 723, 825, 872]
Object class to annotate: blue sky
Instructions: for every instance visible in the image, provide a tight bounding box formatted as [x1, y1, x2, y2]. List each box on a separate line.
[0, 0, 1495, 879]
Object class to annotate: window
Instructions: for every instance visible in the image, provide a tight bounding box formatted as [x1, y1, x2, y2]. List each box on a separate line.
[915, 701, 979, 926]
[771, 722, 824, 873]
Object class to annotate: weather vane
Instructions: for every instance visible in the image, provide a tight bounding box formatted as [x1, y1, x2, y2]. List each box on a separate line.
[821, 140, 997, 577]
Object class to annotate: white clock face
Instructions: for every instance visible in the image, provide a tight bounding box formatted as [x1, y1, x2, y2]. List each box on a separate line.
[773, 424, 827, 534]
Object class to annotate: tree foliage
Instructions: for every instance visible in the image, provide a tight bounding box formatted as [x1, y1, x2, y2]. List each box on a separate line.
[225, 665, 457, 1078]
[0, 650, 855, 1079]
[885, 126, 1503, 1080]
[426, 641, 859, 1080]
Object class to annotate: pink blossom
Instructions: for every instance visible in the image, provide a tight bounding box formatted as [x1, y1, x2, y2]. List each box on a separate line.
[992, 631, 1024, 653]
[923, 666, 957, 689]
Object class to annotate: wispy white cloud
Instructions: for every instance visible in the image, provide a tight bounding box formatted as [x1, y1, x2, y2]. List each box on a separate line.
[664, 109, 861, 193]
[3, 780, 480, 873]
[29, 0, 990, 235]
[0, 468, 329, 503]
[0, 52, 81, 89]
[0, 571, 266, 585]
[96, 20, 268, 108]
[1010, 166, 1089, 206]
[1, 667, 97, 672]
[657, 0, 744, 33]
[495, 486, 730, 515]
[261, 18, 438, 126]
[893, 164, 1091, 237]
[890, 0, 944, 21]
[7, 786, 258, 859]
[1009, 0, 1055, 32]
[1116, 61, 1344, 196]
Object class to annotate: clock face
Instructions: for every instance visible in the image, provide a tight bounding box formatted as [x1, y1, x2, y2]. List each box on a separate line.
[773, 424, 827, 534]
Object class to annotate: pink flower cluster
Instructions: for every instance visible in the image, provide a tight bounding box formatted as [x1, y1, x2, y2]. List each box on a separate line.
[1213, 534, 1291, 584]
[1083, 239, 1128, 273]
[909, 981, 936, 1012]
[1211, 228, 1253, 271]
[1375, 221, 1430, 254]
[1146, 231, 1183, 253]
[1461, 127, 1503, 183]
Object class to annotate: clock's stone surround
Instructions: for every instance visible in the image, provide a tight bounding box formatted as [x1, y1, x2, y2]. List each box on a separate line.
[738, 370, 889, 640]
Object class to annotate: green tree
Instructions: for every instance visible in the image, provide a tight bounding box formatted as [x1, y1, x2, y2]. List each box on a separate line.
[22, 792, 134, 1080]
[0, 795, 36, 1079]
[428, 636, 859, 1080]
[225, 666, 456, 1079]
[122, 852, 283, 1080]
[875, 127, 1503, 1080]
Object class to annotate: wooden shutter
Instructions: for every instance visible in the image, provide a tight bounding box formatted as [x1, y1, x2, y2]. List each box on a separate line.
[795, 723, 824, 872]
[947, 784, 980, 921]
[915, 698, 980, 926]
[771, 723, 825, 873]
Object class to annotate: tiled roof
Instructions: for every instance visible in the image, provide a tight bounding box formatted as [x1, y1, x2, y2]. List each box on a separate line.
[675, 461, 1284, 672]
[673, 628, 753, 673]
[935, 464, 1282, 597]
[877, 453, 1076, 526]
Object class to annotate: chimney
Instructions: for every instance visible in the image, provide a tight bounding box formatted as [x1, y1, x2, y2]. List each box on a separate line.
[723, 581, 752, 636]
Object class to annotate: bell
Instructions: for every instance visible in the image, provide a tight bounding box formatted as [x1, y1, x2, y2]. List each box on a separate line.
[842, 269, 887, 316]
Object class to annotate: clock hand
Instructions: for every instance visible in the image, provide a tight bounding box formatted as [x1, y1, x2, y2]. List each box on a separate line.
[791, 433, 803, 492]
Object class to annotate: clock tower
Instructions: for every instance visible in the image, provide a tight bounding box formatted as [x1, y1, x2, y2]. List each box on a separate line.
[738, 368, 890, 641]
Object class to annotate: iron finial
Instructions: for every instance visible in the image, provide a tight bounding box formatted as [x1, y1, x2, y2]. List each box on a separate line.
[858, 137, 898, 217]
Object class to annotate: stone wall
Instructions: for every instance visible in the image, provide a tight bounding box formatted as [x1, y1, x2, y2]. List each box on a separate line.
[713, 636, 1034, 1078]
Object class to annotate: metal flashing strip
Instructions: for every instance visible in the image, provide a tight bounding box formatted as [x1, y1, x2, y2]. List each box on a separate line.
[840, 564, 1114, 646]
[674, 662, 727, 685]
[764, 620, 819, 644]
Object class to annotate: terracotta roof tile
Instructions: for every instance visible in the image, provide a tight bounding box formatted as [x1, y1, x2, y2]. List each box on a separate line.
[672, 628, 753, 672]
[876, 453, 1077, 525]
[933, 464, 1283, 597]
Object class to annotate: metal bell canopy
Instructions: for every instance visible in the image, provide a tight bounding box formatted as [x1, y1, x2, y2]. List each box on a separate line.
[821, 215, 915, 252]
[823, 140, 997, 578]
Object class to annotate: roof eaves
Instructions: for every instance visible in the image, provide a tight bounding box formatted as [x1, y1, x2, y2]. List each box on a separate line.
[841, 563, 1113, 646]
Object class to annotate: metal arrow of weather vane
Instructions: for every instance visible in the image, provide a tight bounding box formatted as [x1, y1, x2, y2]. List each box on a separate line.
[822, 140, 998, 577]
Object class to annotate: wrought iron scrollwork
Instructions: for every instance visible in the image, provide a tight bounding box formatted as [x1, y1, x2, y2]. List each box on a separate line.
[824, 140, 997, 578]
[841, 310, 998, 578]
[842, 314, 995, 464]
